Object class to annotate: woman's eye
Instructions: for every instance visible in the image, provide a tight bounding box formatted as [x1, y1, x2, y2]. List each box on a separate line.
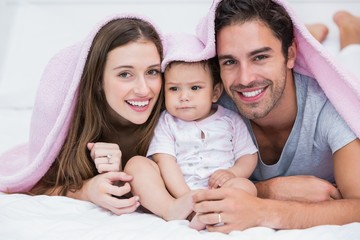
[148, 69, 160, 76]
[119, 72, 131, 78]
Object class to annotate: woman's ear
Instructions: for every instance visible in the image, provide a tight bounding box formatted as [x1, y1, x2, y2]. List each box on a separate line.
[212, 83, 224, 103]
[287, 41, 297, 69]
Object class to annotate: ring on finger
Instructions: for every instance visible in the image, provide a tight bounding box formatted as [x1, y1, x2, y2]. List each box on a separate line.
[218, 213, 222, 224]
[106, 154, 112, 163]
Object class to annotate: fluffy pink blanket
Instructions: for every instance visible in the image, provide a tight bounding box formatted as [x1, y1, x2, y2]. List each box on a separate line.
[196, 0, 360, 136]
[0, 0, 359, 193]
[0, 13, 163, 192]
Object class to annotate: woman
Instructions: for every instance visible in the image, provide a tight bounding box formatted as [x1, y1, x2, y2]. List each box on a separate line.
[0, 14, 164, 215]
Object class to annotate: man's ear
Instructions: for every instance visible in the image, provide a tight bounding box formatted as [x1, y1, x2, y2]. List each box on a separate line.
[212, 83, 224, 103]
[287, 41, 297, 69]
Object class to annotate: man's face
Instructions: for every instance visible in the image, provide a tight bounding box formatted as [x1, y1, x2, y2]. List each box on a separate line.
[216, 20, 295, 120]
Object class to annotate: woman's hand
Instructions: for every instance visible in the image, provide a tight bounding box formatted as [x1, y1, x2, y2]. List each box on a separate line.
[79, 171, 140, 215]
[87, 142, 122, 173]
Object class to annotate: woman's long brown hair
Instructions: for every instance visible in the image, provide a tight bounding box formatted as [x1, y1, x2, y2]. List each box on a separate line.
[31, 18, 164, 196]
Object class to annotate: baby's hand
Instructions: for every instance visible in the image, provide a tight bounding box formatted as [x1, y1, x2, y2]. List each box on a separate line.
[87, 142, 122, 173]
[208, 169, 236, 189]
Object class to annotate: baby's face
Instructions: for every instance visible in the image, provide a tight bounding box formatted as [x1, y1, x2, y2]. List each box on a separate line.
[164, 62, 219, 122]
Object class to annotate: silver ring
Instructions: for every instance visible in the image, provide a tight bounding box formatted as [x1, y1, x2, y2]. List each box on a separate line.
[106, 154, 112, 163]
[218, 213, 222, 224]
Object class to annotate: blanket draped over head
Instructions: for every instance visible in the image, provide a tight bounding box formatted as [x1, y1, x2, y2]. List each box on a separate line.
[195, 0, 360, 135]
[0, 0, 359, 193]
[0, 13, 163, 193]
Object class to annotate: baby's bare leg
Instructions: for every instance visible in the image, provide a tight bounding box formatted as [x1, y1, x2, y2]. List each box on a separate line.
[222, 177, 257, 196]
[125, 156, 194, 221]
[333, 11, 360, 49]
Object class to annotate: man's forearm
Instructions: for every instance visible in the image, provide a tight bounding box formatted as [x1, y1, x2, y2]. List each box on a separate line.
[262, 198, 360, 229]
[254, 175, 341, 202]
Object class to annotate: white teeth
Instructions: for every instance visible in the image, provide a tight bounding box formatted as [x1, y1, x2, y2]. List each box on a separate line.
[127, 100, 149, 107]
[242, 89, 263, 97]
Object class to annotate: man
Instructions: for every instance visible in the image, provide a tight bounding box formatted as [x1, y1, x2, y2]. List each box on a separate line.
[192, 0, 360, 233]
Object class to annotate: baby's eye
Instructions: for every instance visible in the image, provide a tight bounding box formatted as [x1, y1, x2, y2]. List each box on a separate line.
[169, 86, 178, 91]
[191, 86, 201, 91]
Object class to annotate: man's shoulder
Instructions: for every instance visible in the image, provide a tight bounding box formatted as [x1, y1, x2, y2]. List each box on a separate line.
[294, 72, 328, 104]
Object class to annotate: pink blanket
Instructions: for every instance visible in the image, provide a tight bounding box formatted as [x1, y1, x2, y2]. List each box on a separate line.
[0, 13, 163, 192]
[0, 0, 359, 193]
[196, 0, 360, 136]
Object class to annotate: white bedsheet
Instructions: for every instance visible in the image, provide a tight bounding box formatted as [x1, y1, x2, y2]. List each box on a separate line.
[0, 107, 359, 239]
[1, 193, 359, 240]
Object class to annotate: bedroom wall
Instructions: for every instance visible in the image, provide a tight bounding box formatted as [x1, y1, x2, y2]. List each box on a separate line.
[0, 0, 214, 107]
[0, 0, 359, 108]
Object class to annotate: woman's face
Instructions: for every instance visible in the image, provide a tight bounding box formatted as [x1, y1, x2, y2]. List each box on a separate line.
[103, 40, 162, 125]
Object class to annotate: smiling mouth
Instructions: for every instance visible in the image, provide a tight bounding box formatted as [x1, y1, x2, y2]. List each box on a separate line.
[241, 88, 264, 98]
[126, 100, 150, 107]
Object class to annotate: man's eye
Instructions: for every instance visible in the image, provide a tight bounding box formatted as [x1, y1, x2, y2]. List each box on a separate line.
[223, 59, 236, 65]
[191, 86, 201, 90]
[254, 55, 268, 61]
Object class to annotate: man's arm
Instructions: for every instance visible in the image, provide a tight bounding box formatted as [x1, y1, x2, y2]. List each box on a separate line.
[257, 139, 360, 229]
[255, 138, 360, 201]
[193, 139, 360, 233]
[255, 175, 342, 202]
[193, 188, 360, 233]
[334, 139, 360, 198]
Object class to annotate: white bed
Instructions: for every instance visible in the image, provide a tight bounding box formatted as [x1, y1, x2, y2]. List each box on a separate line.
[1, 192, 359, 240]
[1, 1, 360, 239]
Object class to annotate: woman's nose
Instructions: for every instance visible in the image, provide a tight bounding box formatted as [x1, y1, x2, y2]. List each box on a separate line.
[134, 77, 150, 96]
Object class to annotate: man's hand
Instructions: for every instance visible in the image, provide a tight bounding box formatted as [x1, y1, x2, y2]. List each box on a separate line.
[193, 188, 265, 233]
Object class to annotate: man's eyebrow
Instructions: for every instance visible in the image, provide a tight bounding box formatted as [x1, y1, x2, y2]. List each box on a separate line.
[248, 47, 272, 57]
[217, 47, 273, 61]
[218, 54, 234, 61]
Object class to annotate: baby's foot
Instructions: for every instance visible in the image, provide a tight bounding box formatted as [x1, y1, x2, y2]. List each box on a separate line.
[164, 191, 195, 221]
[189, 212, 206, 231]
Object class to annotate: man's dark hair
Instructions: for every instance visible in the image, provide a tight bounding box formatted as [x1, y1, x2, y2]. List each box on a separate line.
[215, 0, 294, 58]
